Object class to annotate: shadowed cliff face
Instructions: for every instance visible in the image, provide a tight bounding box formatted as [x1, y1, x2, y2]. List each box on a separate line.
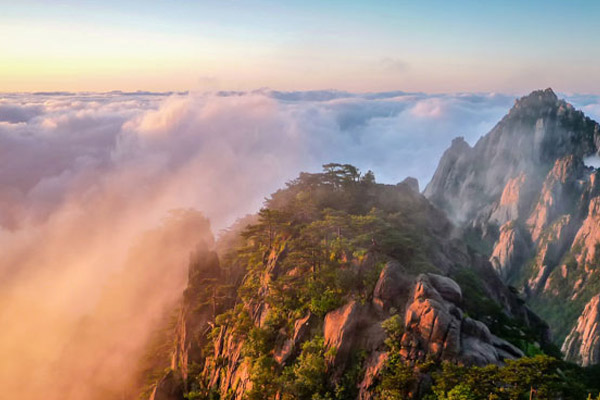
[425, 88, 600, 365]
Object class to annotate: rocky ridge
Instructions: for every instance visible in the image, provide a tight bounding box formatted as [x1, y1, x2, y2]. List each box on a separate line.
[424, 88, 600, 364]
[149, 169, 550, 399]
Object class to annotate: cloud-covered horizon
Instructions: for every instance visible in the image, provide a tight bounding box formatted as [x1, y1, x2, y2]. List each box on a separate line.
[2, 88, 600, 399]
[0, 90, 524, 230]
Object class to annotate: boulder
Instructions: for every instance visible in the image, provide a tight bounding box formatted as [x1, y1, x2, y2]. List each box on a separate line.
[324, 301, 362, 369]
[401, 274, 523, 366]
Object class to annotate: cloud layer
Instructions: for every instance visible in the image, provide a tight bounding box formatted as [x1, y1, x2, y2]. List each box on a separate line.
[1, 89, 598, 399]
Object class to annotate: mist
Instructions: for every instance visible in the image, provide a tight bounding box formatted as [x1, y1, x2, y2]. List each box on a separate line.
[1, 89, 597, 399]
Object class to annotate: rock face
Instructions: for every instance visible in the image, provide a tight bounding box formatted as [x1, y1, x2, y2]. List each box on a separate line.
[170, 246, 222, 382]
[489, 222, 530, 280]
[372, 261, 411, 311]
[562, 295, 600, 366]
[424, 88, 600, 364]
[274, 312, 315, 365]
[204, 323, 251, 399]
[400, 274, 523, 366]
[323, 300, 387, 379]
[572, 197, 600, 267]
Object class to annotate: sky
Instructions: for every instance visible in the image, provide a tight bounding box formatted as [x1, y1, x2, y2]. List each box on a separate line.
[2, 0, 600, 93]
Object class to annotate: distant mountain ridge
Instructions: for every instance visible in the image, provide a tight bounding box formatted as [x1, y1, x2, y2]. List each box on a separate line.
[425, 88, 600, 365]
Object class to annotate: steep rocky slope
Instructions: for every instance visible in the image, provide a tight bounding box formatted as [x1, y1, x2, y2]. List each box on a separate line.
[562, 294, 600, 366]
[424, 88, 600, 364]
[148, 165, 554, 400]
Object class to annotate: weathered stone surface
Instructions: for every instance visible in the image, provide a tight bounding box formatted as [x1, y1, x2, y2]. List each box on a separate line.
[572, 197, 600, 266]
[358, 351, 388, 400]
[170, 247, 222, 381]
[427, 273, 462, 305]
[562, 295, 600, 366]
[204, 324, 252, 399]
[401, 274, 523, 366]
[323, 300, 387, 380]
[528, 215, 574, 294]
[489, 173, 527, 225]
[526, 155, 582, 243]
[372, 261, 411, 311]
[324, 301, 362, 368]
[274, 312, 315, 365]
[490, 222, 530, 281]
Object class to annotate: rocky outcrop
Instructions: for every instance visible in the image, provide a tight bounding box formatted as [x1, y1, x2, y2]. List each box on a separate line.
[324, 301, 364, 368]
[147, 243, 240, 399]
[323, 301, 386, 378]
[400, 274, 523, 366]
[526, 156, 583, 243]
[426, 89, 599, 225]
[562, 295, 600, 366]
[171, 247, 222, 382]
[425, 88, 600, 364]
[358, 351, 388, 400]
[423, 137, 474, 223]
[274, 312, 316, 365]
[489, 173, 527, 225]
[527, 215, 574, 294]
[572, 197, 600, 266]
[399, 177, 420, 193]
[372, 261, 411, 312]
[203, 324, 251, 399]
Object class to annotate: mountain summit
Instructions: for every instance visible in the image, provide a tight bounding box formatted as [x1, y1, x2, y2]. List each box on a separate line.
[425, 87, 600, 224]
[425, 89, 600, 365]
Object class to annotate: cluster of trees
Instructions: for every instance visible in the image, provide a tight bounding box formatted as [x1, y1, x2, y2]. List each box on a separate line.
[186, 165, 430, 399]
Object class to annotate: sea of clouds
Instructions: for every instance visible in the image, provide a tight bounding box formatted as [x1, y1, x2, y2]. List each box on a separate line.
[0, 90, 519, 230]
[1, 89, 599, 399]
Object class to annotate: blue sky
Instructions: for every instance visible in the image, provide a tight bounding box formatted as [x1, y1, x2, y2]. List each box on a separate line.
[1, 0, 600, 92]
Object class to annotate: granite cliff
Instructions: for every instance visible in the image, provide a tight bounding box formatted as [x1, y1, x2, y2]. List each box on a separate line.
[425, 88, 600, 365]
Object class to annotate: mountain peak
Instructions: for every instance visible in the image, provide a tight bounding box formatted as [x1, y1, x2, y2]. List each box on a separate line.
[513, 88, 558, 110]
